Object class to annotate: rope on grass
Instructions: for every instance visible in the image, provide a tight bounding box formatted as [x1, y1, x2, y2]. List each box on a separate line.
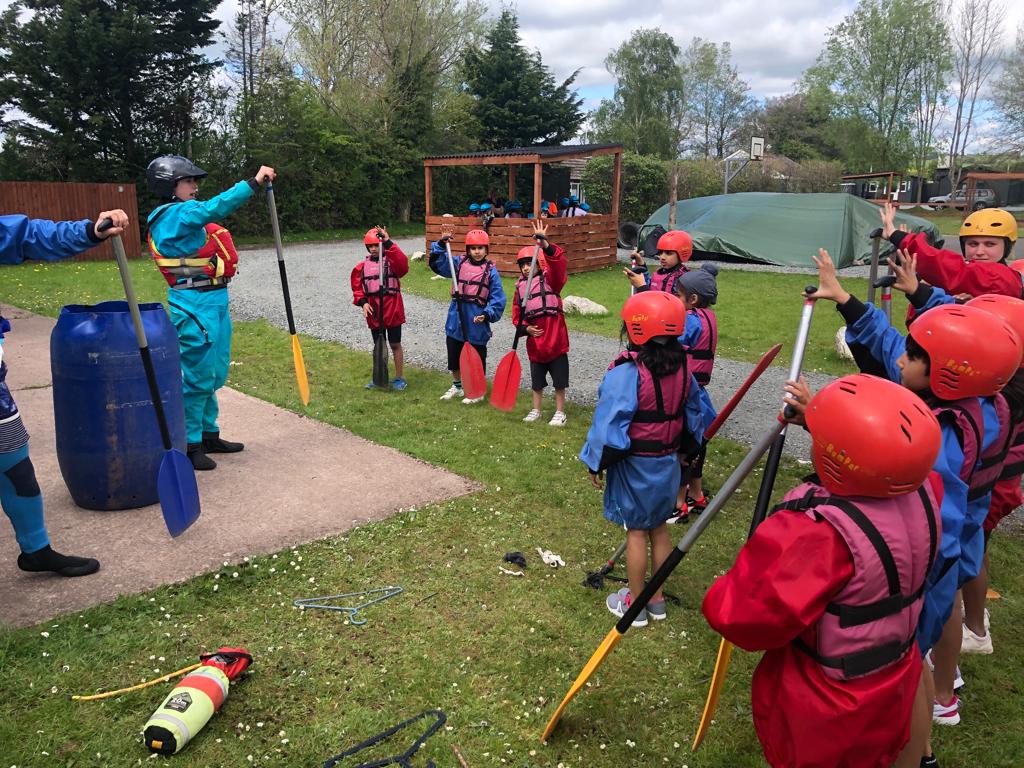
[323, 709, 446, 768]
[71, 662, 202, 701]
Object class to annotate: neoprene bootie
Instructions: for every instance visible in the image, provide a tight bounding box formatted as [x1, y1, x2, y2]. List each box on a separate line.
[202, 432, 244, 453]
[187, 443, 217, 470]
[18, 545, 99, 577]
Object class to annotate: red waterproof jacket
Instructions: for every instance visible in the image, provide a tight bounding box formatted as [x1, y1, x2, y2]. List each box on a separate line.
[511, 245, 569, 364]
[894, 231, 1022, 298]
[350, 241, 409, 329]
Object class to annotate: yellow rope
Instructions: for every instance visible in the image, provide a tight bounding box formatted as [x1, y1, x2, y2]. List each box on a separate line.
[71, 662, 201, 701]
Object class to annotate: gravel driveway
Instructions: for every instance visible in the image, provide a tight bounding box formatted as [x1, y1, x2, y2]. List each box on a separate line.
[229, 237, 854, 459]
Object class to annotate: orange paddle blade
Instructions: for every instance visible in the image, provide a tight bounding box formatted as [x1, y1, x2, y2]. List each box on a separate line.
[291, 333, 310, 406]
[460, 343, 487, 399]
[541, 627, 623, 743]
[691, 638, 735, 751]
[489, 350, 521, 411]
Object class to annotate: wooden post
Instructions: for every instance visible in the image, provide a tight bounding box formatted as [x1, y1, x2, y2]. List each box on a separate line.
[424, 165, 433, 218]
[965, 176, 977, 216]
[611, 151, 623, 219]
[668, 161, 678, 229]
[533, 162, 543, 217]
[508, 165, 516, 202]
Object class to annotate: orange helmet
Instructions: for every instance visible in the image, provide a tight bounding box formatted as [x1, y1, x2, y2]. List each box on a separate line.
[656, 230, 693, 261]
[966, 294, 1024, 368]
[908, 304, 1022, 398]
[806, 374, 941, 497]
[363, 228, 383, 246]
[465, 229, 489, 248]
[621, 291, 685, 345]
[515, 245, 546, 270]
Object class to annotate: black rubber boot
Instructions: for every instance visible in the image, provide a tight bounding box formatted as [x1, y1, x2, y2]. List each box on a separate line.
[202, 432, 244, 453]
[187, 443, 217, 470]
[18, 545, 100, 577]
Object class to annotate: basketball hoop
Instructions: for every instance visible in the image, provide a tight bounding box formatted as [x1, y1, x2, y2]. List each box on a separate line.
[750, 136, 764, 162]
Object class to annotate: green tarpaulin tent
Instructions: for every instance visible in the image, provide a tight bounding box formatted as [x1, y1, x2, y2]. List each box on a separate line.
[642, 192, 943, 268]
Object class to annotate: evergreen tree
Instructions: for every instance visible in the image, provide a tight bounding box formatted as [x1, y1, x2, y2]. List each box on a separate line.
[462, 10, 583, 148]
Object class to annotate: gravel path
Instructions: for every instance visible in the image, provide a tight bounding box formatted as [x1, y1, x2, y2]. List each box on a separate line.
[230, 237, 849, 458]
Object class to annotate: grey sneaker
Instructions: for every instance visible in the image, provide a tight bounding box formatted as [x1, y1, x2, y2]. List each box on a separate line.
[440, 385, 464, 400]
[606, 587, 648, 627]
[647, 598, 667, 621]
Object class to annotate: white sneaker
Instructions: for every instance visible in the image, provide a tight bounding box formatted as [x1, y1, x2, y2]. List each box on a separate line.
[523, 409, 542, 422]
[961, 623, 993, 654]
[461, 396, 484, 404]
[548, 411, 567, 427]
[932, 695, 960, 726]
[440, 385, 464, 400]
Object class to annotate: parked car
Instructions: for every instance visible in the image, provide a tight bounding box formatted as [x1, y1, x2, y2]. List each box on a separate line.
[928, 187, 998, 211]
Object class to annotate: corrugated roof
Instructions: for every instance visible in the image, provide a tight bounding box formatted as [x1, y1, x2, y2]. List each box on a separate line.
[423, 143, 622, 161]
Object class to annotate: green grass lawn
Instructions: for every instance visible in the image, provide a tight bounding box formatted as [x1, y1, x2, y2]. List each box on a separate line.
[2, 261, 1022, 767]
[400, 259, 905, 377]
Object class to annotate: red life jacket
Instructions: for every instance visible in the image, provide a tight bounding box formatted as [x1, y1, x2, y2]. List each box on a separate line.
[966, 394, 1011, 504]
[454, 258, 493, 306]
[687, 308, 717, 386]
[779, 480, 940, 681]
[149, 221, 239, 289]
[516, 272, 563, 321]
[360, 256, 400, 297]
[649, 264, 687, 295]
[611, 350, 690, 457]
[998, 420, 1024, 481]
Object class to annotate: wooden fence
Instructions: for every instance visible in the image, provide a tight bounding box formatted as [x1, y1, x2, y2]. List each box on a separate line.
[0, 181, 142, 260]
[424, 214, 618, 275]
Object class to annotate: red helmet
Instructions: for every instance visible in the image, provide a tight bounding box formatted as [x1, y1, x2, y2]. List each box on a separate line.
[1010, 260, 1024, 274]
[363, 228, 382, 246]
[656, 230, 693, 261]
[909, 304, 1022, 398]
[465, 229, 489, 248]
[806, 374, 941, 497]
[516, 245, 536, 263]
[966, 295, 1024, 367]
[620, 291, 685, 345]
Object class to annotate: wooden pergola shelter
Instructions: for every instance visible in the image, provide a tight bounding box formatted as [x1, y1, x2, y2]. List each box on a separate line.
[423, 144, 624, 274]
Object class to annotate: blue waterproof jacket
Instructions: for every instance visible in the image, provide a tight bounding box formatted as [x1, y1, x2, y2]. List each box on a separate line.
[0, 215, 99, 264]
[428, 241, 506, 344]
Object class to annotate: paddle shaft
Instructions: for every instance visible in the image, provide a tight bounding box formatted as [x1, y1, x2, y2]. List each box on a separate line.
[378, 234, 387, 326]
[867, 227, 881, 306]
[265, 183, 299, 335]
[511, 243, 541, 351]
[445, 241, 473, 343]
[101, 221, 173, 451]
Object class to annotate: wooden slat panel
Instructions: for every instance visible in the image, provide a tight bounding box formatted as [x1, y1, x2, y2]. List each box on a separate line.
[0, 181, 142, 260]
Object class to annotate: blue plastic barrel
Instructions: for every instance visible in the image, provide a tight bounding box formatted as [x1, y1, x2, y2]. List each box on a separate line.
[51, 301, 186, 510]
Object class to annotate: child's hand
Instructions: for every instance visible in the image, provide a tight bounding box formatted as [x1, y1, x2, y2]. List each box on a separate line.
[440, 224, 454, 241]
[890, 249, 919, 295]
[953, 292, 973, 304]
[375, 226, 389, 242]
[589, 470, 604, 490]
[781, 376, 812, 426]
[472, 314, 487, 324]
[362, 303, 373, 318]
[255, 166, 276, 185]
[624, 269, 646, 288]
[880, 201, 897, 239]
[809, 249, 850, 304]
[531, 218, 548, 244]
[526, 325, 543, 337]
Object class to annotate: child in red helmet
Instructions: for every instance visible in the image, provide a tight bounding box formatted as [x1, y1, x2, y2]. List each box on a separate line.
[703, 374, 943, 768]
[514, 220, 570, 426]
[580, 291, 714, 626]
[625, 229, 692, 294]
[813, 249, 1020, 763]
[350, 226, 409, 389]
[428, 225, 507, 403]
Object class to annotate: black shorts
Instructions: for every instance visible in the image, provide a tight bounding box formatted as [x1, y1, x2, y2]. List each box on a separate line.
[371, 326, 402, 344]
[530, 354, 569, 390]
[446, 335, 487, 372]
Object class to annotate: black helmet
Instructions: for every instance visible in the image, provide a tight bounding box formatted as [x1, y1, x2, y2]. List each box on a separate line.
[146, 155, 208, 199]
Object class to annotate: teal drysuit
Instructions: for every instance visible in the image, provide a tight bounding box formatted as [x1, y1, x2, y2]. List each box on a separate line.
[148, 181, 256, 444]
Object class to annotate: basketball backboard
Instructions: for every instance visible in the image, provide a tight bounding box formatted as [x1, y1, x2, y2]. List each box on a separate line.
[750, 136, 764, 161]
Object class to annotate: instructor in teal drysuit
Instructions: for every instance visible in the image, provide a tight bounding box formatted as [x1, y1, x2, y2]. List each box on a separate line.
[145, 156, 276, 471]
[1, 208, 130, 576]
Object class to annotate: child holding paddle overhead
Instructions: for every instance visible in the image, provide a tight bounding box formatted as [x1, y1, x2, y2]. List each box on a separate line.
[350, 226, 409, 390]
[581, 291, 713, 626]
[624, 230, 692, 294]
[514, 219, 569, 426]
[670, 264, 719, 523]
[703, 374, 943, 768]
[429, 226, 506, 403]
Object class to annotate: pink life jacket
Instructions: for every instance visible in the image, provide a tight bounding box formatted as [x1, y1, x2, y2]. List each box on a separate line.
[998, 419, 1024, 482]
[611, 351, 690, 457]
[516, 272, 563, 321]
[779, 480, 940, 681]
[360, 256, 400, 297]
[454, 258, 493, 307]
[649, 264, 688, 295]
[967, 394, 1011, 504]
[687, 308, 717, 386]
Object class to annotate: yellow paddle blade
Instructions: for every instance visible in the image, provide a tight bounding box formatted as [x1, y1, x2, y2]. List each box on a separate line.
[291, 333, 310, 406]
[541, 627, 623, 743]
[692, 638, 735, 751]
